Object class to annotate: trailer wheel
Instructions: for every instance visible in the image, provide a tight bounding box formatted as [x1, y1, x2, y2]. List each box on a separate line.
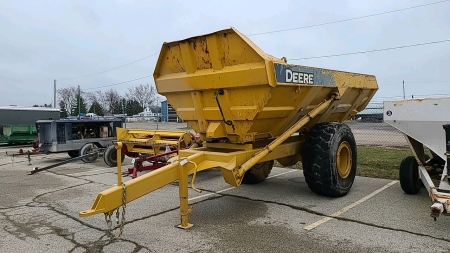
[242, 160, 274, 184]
[301, 122, 357, 197]
[399, 156, 421, 194]
[68, 150, 79, 158]
[80, 143, 99, 163]
[103, 145, 125, 167]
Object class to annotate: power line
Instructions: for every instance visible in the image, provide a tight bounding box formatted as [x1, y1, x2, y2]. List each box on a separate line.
[394, 80, 450, 84]
[288, 39, 450, 60]
[82, 75, 152, 91]
[80, 40, 450, 91]
[57, 0, 449, 81]
[378, 80, 450, 85]
[58, 53, 158, 81]
[247, 0, 450, 36]
[372, 93, 450, 100]
[55, 0, 449, 82]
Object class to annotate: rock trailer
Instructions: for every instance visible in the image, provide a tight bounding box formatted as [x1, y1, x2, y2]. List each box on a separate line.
[384, 98, 450, 220]
[80, 27, 378, 230]
[103, 128, 195, 178]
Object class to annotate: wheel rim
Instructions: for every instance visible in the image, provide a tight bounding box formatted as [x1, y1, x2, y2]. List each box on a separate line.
[337, 141, 352, 179]
[111, 150, 117, 161]
[85, 145, 97, 161]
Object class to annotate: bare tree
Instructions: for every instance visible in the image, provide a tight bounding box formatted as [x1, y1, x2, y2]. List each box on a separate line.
[91, 90, 107, 113]
[83, 91, 97, 111]
[103, 89, 123, 114]
[57, 86, 78, 114]
[126, 83, 157, 109]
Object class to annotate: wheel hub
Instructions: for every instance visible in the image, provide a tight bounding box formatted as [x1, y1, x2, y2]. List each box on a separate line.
[337, 141, 352, 179]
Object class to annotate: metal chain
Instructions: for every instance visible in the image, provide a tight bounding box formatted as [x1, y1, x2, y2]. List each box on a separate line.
[118, 182, 127, 237]
[104, 212, 113, 230]
[104, 182, 127, 238]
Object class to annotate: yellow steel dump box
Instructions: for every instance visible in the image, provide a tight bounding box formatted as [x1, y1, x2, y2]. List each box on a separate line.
[80, 27, 378, 231]
[154, 27, 378, 143]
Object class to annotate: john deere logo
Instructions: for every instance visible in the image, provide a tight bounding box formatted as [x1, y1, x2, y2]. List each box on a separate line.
[285, 69, 314, 84]
[273, 63, 336, 86]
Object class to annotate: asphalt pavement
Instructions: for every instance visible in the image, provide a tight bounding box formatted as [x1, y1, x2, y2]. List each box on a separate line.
[1, 141, 449, 252]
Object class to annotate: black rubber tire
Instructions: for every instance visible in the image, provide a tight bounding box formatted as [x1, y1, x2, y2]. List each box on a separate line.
[399, 156, 421, 194]
[242, 160, 274, 184]
[103, 145, 125, 167]
[68, 150, 79, 158]
[80, 143, 99, 163]
[301, 122, 357, 197]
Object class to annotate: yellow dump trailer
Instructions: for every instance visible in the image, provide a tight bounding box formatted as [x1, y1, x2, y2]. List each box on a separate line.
[80, 27, 378, 231]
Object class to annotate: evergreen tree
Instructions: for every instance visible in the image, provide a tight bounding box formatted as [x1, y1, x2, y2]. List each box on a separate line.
[59, 101, 68, 118]
[71, 94, 87, 116]
[88, 101, 104, 116]
[32, 103, 53, 107]
[110, 99, 124, 114]
[125, 99, 143, 116]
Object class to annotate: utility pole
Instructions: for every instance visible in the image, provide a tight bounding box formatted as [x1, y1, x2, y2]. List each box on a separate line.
[78, 85, 81, 117]
[156, 99, 159, 130]
[402, 80, 405, 99]
[123, 98, 126, 128]
[54, 79, 56, 108]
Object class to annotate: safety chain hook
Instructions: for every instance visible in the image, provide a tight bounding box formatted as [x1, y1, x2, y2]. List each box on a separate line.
[104, 182, 127, 238]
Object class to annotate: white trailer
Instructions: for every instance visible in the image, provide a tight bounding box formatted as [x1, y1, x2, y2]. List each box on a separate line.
[384, 97, 450, 220]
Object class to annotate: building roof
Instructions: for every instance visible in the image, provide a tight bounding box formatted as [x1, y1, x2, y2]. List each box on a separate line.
[0, 106, 60, 112]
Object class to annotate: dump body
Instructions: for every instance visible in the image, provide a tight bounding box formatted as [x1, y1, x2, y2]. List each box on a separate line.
[384, 98, 450, 160]
[154, 27, 378, 143]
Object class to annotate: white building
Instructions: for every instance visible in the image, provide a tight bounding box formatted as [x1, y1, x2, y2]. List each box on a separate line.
[134, 107, 158, 121]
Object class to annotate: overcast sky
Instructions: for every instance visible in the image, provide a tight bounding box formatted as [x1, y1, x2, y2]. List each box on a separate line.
[1, 0, 449, 107]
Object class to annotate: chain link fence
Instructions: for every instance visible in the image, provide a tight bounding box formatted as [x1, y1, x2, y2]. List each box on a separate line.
[347, 102, 408, 148]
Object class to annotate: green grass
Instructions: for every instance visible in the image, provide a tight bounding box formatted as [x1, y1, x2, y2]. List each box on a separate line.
[356, 146, 413, 180]
[274, 146, 417, 180]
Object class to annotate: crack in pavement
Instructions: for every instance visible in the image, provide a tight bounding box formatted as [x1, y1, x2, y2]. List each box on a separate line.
[1, 209, 152, 253]
[0, 205, 24, 211]
[115, 195, 226, 229]
[28, 182, 107, 232]
[29, 182, 153, 251]
[196, 189, 450, 243]
[1, 188, 153, 251]
[37, 169, 113, 187]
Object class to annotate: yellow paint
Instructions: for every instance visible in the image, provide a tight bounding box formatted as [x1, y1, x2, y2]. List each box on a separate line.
[337, 141, 352, 179]
[115, 128, 193, 153]
[81, 27, 379, 228]
[154, 27, 378, 143]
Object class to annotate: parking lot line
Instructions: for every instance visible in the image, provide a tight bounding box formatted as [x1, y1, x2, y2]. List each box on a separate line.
[67, 168, 112, 176]
[188, 170, 297, 201]
[304, 180, 398, 231]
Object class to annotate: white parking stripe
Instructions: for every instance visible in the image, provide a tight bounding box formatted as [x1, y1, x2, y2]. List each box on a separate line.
[304, 180, 398, 231]
[267, 170, 297, 179]
[67, 168, 112, 176]
[188, 170, 297, 201]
